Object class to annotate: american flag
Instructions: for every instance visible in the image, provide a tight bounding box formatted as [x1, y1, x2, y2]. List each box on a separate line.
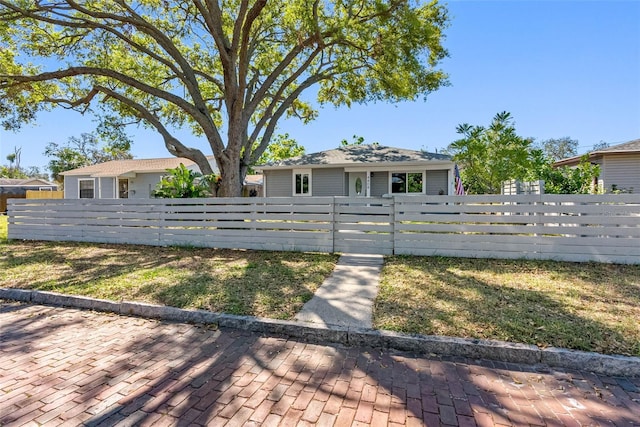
[454, 164, 465, 195]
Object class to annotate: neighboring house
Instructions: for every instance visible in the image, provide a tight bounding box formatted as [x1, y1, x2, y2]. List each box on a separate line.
[61, 156, 261, 199]
[61, 157, 218, 199]
[0, 178, 59, 212]
[255, 144, 455, 197]
[554, 139, 640, 193]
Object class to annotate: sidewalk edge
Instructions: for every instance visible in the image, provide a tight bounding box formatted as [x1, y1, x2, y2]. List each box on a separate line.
[2, 289, 638, 377]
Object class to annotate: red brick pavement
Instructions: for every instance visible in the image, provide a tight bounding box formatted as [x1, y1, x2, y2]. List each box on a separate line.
[1, 302, 639, 426]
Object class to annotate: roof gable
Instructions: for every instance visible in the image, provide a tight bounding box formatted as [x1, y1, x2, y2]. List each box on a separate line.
[259, 144, 451, 169]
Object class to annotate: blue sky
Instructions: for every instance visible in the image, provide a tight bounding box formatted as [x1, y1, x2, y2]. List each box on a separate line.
[1, 0, 639, 173]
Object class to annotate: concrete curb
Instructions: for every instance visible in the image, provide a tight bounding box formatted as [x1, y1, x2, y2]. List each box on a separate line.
[2, 288, 638, 377]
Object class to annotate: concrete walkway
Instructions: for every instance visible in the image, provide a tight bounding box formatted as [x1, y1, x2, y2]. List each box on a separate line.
[295, 254, 384, 329]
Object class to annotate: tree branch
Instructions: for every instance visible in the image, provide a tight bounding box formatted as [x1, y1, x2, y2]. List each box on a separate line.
[249, 73, 326, 164]
[247, 45, 329, 144]
[95, 84, 214, 176]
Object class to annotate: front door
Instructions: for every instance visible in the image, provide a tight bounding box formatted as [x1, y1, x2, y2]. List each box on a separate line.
[118, 179, 129, 199]
[348, 172, 367, 197]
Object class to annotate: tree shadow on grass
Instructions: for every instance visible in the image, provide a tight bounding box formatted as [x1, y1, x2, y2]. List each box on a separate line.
[376, 257, 640, 356]
[138, 252, 333, 319]
[0, 241, 183, 291]
[1, 241, 336, 319]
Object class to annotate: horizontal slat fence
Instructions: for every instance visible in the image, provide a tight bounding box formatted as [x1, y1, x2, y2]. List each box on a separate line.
[394, 194, 640, 263]
[334, 198, 394, 255]
[8, 197, 335, 253]
[8, 194, 640, 263]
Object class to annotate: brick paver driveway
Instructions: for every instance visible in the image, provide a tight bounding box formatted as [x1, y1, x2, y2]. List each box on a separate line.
[1, 302, 639, 426]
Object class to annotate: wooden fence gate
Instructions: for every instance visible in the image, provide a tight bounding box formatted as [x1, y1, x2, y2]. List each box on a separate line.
[333, 198, 394, 255]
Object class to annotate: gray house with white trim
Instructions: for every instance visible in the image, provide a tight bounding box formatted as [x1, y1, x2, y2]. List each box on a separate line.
[256, 144, 455, 198]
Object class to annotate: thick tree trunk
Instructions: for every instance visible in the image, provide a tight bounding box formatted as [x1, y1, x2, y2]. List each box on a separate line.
[216, 116, 246, 198]
[216, 153, 243, 197]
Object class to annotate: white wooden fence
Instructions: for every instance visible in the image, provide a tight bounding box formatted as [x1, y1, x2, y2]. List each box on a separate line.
[394, 194, 640, 263]
[7, 197, 336, 253]
[7, 194, 640, 263]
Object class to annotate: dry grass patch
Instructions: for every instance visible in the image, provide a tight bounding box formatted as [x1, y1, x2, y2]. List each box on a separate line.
[376, 256, 640, 356]
[0, 240, 338, 319]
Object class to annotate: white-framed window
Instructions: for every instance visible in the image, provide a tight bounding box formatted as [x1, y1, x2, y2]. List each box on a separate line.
[293, 170, 311, 196]
[78, 178, 95, 199]
[390, 172, 424, 194]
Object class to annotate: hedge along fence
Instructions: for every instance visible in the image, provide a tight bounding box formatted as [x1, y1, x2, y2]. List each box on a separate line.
[7, 194, 640, 263]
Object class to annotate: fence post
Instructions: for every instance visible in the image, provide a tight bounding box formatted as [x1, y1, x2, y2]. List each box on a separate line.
[331, 196, 336, 254]
[533, 193, 543, 240]
[390, 197, 396, 255]
[158, 199, 166, 246]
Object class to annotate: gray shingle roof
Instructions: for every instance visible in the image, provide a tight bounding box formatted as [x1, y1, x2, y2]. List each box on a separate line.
[262, 144, 451, 168]
[595, 139, 640, 153]
[554, 138, 640, 167]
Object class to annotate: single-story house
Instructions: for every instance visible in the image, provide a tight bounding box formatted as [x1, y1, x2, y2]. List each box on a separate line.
[61, 157, 210, 199]
[61, 156, 262, 199]
[255, 144, 455, 197]
[0, 178, 59, 212]
[554, 138, 640, 193]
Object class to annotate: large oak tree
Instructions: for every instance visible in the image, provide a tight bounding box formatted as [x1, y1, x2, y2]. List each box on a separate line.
[0, 0, 449, 196]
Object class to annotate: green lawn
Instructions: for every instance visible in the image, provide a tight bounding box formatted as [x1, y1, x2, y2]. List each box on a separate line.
[376, 256, 640, 356]
[0, 239, 338, 320]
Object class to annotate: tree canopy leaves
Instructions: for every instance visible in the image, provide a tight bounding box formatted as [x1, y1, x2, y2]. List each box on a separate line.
[446, 111, 534, 194]
[0, 0, 450, 196]
[255, 133, 305, 165]
[0, 145, 48, 179]
[537, 137, 578, 162]
[44, 133, 133, 182]
[531, 154, 600, 194]
[446, 112, 600, 194]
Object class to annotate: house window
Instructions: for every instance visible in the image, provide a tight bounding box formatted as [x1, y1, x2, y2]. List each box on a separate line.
[293, 170, 311, 196]
[391, 172, 424, 194]
[79, 179, 95, 199]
